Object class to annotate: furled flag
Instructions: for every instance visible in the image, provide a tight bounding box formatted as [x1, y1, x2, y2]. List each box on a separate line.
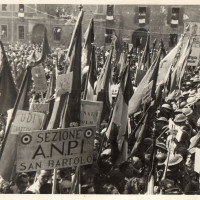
[81, 18, 94, 92]
[35, 28, 50, 65]
[170, 37, 192, 93]
[106, 64, 134, 165]
[0, 41, 17, 114]
[83, 45, 97, 100]
[95, 48, 113, 123]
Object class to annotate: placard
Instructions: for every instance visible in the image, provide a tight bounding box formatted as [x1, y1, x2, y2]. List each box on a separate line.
[31, 66, 47, 93]
[17, 126, 95, 172]
[7, 110, 45, 134]
[111, 84, 119, 97]
[56, 72, 73, 97]
[80, 100, 103, 130]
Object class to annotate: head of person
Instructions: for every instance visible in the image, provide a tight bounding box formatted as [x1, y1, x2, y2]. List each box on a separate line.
[119, 160, 142, 179]
[59, 180, 72, 194]
[36, 170, 50, 186]
[15, 173, 29, 193]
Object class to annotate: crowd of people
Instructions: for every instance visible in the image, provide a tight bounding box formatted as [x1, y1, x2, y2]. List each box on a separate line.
[0, 39, 200, 195]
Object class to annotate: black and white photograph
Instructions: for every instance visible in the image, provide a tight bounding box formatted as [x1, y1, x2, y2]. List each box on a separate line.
[0, 1, 200, 196]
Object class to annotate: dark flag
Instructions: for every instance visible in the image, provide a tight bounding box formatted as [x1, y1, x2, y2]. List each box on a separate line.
[0, 41, 17, 114]
[58, 10, 84, 128]
[95, 48, 113, 123]
[35, 28, 50, 65]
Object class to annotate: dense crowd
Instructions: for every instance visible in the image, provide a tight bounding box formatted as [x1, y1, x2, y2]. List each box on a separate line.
[0, 41, 200, 195]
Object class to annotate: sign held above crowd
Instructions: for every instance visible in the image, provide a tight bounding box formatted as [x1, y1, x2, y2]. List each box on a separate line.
[16, 125, 95, 172]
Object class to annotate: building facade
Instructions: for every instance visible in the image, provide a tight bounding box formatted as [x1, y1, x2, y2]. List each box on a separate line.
[0, 4, 199, 50]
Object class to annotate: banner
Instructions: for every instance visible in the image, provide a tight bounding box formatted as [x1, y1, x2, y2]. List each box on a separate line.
[16, 126, 95, 172]
[31, 66, 47, 93]
[56, 72, 73, 97]
[80, 100, 103, 130]
[7, 109, 45, 134]
[185, 22, 200, 67]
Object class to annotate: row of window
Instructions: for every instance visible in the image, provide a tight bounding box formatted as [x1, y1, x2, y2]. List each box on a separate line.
[1, 4, 25, 12]
[105, 5, 183, 27]
[1, 25, 61, 41]
[1, 25, 24, 39]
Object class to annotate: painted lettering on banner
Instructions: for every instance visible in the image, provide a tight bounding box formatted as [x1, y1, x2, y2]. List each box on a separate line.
[8, 109, 45, 135]
[17, 126, 95, 172]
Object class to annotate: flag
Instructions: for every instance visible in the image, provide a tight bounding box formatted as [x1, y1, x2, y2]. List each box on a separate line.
[83, 45, 97, 100]
[138, 33, 150, 70]
[0, 41, 17, 114]
[47, 10, 84, 129]
[82, 18, 94, 68]
[128, 50, 161, 115]
[106, 64, 133, 164]
[151, 38, 157, 64]
[117, 52, 127, 80]
[81, 18, 94, 92]
[0, 66, 32, 182]
[130, 50, 161, 156]
[157, 36, 183, 86]
[170, 37, 192, 93]
[95, 48, 113, 123]
[35, 28, 50, 65]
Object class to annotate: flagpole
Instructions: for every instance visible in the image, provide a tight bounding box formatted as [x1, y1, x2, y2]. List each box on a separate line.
[52, 168, 57, 194]
[0, 66, 30, 159]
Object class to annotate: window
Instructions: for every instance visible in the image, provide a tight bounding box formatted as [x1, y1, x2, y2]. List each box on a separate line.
[169, 34, 178, 47]
[18, 26, 24, 39]
[18, 4, 24, 17]
[54, 27, 62, 41]
[2, 4, 7, 11]
[171, 8, 179, 26]
[105, 29, 113, 43]
[138, 7, 146, 25]
[168, 7, 183, 27]
[135, 6, 150, 25]
[19, 4, 24, 12]
[106, 5, 114, 20]
[1, 25, 7, 39]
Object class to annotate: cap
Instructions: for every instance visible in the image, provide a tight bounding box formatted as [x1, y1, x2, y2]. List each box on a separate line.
[174, 113, 187, 123]
[179, 101, 187, 108]
[161, 104, 172, 110]
[174, 108, 183, 114]
[157, 117, 168, 123]
[182, 107, 193, 116]
[186, 97, 197, 105]
[166, 154, 183, 166]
